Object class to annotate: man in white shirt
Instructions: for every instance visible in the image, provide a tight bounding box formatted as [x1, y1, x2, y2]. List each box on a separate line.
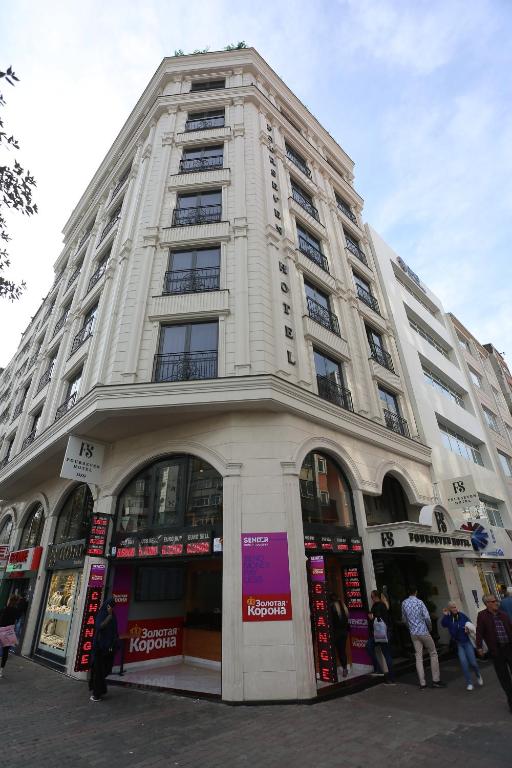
[401, 587, 446, 690]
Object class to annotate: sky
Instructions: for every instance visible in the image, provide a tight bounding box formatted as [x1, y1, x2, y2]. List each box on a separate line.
[1, 0, 511, 368]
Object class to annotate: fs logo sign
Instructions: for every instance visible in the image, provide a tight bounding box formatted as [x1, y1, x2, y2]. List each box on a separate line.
[60, 435, 105, 484]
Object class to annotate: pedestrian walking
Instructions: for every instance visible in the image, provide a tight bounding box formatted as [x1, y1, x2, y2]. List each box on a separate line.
[329, 592, 349, 678]
[476, 593, 512, 713]
[441, 601, 483, 691]
[88, 596, 119, 702]
[401, 586, 446, 690]
[366, 590, 395, 683]
[0, 596, 19, 678]
[499, 587, 512, 622]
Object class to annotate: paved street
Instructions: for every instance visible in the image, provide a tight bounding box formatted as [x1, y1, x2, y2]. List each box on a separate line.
[0, 656, 510, 768]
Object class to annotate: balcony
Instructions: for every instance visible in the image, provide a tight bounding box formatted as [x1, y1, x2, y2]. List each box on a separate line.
[336, 199, 357, 224]
[21, 428, 37, 451]
[111, 169, 130, 200]
[70, 318, 94, 355]
[0, 408, 9, 423]
[67, 265, 81, 289]
[153, 350, 218, 382]
[383, 409, 410, 437]
[291, 187, 319, 221]
[172, 205, 222, 227]
[307, 297, 340, 336]
[98, 208, 121, 244]
[298, 235, 329, 273]
[346, 239, 368, 267]
[179, 155, 223, 173]
[87, 261, 108, 293]
[356, 284, 380, 314]
[369, 342, 395, 373]
[36, 366, 53, 394]
[0, 456, 9, 469]
[12, 401, 24, 420]
[317, 375, 353, 412]
[77, 229, 92, 252]
[286, 149, 312, 179]
[185, 115, 225, 132]
[163, 267, 220, 295]
[54, 392, 78, 421]
[52, 311, 68, 337]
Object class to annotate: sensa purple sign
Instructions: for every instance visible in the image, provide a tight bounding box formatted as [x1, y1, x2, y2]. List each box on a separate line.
[241, 532, 292, 621]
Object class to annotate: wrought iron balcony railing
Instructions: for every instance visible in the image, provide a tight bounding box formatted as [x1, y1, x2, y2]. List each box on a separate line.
[77, 229, 92, 252]
[54, 392, 78, 422]
[27, 354, 38, 370]
[36, 365, 54, 393]
[336, 199, 357, 224]
[111, 169, 130, 200]
[356, 284, 380, 314]
[383, 409, 410, 437]
[21, 428, 37, 451]
[70, 318, 94, 355]
[12, 401, 24, 420]
[163, 267, 220, 295]
[307, 297, 340, 336]
[369, 341, 395, 373]
[52, 311, 69, 337]
[298, 235, 329, 273]
[286, 150, 312, 178]
[87, 261, 108, 293]
[291, 187, 319, 221]
[179, 155, 223, 173]
[172, 204, 222, 227]
[185, 115, 225, 132]
[0, 456, 9, 469]
[0, 408, 10, 424]
[67, 265, 81, 289]
[317, 375, 353, 412]
[99, 208, 121, 244]
[153, 350, 218, 383]
[345, 238, 368, 266]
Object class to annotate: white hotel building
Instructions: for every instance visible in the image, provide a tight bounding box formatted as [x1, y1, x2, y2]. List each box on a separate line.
[0, 48, 473, 701]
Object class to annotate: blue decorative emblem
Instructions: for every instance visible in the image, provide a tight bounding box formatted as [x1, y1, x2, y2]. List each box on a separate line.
[461, 522, 489, 552]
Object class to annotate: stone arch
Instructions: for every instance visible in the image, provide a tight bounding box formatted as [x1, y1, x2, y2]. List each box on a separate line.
[0, 507, 16, 545]
[291, 436, 364, 492]
[16, 492, 50, 532]
[373, 460, 424, 506]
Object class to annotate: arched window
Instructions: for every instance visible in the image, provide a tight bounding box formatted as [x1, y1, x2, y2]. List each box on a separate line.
[300, 451, 355, 529]
[20, 503, 46, 548]
[0, 515, 13, 545]
[364, 474, 417, 526]
[117, 455, 223, 532]
[54, 484, 94, 544]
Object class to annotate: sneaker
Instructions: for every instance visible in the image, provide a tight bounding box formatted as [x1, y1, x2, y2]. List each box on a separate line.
[384, 679, 397, 686]
[476, 676, 483, 686]
[466, 684, 474, 691]
[90, 695, 102, 702]
[419, 684, 427, 690]
[432, 681, 446, 688]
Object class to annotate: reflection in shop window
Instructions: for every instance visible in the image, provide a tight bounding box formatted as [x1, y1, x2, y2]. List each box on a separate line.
[117, 455, 223, 532]
[20, 503, 45, 548]
[300, 451, 354, 528]
[54, 484, 94, 543]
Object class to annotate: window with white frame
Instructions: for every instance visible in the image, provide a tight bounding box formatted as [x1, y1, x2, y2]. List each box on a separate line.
[422, 366, 464, 407]
[458, 335, 471, 353]
[468, 367, 482, 388]
[408, 318, 449, 358]
[498, 451, 512, 477]
[479, 497, 504, 528]
[483, 406, 500, 433]
[438, 422, 484, 466]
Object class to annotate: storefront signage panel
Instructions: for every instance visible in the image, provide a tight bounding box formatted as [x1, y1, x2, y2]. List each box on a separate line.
[60, 435, 105, 485]
[46, 539, 87, 570]
[74, 586, 103, 672]
[461, 520, 512, 559]
[124, 617, 183, 664]
[88, 563, 106, 587]
[111, 529, 212, 559]
[87, 515, 109, 557]
[442, 475, 479, 510]
[308, 555, 337, 684]
[303, 535, 363, 553]
[367, 525, 472, 551]
[6, 546, 43, 574]
[241, 532, 292, 621]
[0, 545, 9, 571]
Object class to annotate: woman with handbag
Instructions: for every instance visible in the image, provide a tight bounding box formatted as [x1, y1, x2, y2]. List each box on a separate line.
[441, 601, 483, 691]
[0, 596, 19, 678]
[88, 596, 119, 701]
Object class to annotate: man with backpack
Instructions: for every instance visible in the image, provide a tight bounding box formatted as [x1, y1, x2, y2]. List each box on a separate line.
[366, 590, 395, 684]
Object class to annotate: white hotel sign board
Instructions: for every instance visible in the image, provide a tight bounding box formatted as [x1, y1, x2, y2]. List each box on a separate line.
[441, 475, 479, 510]
[60, 436, 105, 485]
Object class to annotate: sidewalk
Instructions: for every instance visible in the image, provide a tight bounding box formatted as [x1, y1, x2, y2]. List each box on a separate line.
[0, 655, 510, 768]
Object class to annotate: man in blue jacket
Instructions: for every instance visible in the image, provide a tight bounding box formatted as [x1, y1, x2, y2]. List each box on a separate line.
[441, 601, 482, 691]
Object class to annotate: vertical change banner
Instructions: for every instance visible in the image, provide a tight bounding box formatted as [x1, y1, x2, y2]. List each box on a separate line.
[241, 532, 292, 621]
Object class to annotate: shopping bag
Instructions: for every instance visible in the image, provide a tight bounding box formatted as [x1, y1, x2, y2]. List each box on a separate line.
[0, 624, 18, 646]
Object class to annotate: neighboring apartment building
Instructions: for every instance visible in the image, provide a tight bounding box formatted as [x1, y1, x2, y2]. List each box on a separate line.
[369, 226, 512, 624]
[0, 48, 464, 702]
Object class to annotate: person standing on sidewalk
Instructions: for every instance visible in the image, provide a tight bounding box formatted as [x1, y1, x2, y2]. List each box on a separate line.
[441, 601, 483, 691]
[499, 587, 512, 621]
[476, 593, 512, 713]
[0, 596, 19, 678]
[88, 597, 119, 702]
[401, 587, 446, 690]
[366, 590, 395, 684]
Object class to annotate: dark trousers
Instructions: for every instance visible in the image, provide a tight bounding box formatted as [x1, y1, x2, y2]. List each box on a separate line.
[334, 633, 348, 669]
[1, 646, 9, 669]
[492, 644, 512, 704]
[366, 637, 395, 680]
[89, 651, 112, 698]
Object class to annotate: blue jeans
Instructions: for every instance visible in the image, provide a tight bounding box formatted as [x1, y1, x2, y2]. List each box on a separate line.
[457, 641, 479, 684]
[366, 637, 395, 680]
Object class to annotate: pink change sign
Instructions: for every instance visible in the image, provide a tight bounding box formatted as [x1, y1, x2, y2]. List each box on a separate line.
[241, 532, 292, 621]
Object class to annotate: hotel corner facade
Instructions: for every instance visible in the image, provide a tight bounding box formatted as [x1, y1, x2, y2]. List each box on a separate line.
[0, 48, 473, 702]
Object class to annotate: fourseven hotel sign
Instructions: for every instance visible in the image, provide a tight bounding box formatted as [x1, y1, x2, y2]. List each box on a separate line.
[60, 435, 106, 485]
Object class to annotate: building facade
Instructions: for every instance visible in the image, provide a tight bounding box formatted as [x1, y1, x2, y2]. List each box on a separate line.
[0, 48, 462, 701]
